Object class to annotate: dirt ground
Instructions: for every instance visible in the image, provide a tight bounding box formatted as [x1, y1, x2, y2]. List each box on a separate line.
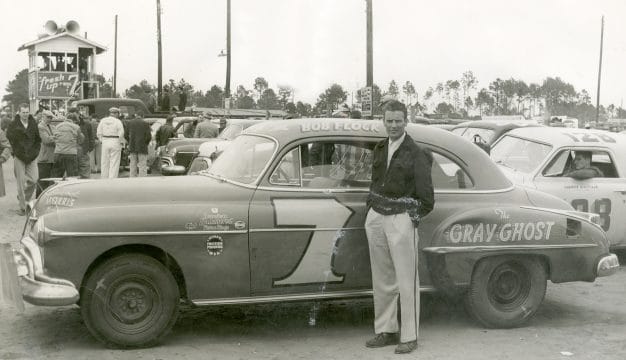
[1, 160, 625, 360]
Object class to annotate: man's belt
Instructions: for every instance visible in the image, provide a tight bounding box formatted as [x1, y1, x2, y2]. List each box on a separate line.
[103, 136, 119, 138]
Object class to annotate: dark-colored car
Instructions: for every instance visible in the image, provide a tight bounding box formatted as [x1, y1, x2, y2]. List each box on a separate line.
[10, 119, 618, 348]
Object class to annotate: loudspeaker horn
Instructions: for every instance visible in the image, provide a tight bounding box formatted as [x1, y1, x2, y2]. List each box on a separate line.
[65, 20, 80, 34]
[44, 20, 58, 35]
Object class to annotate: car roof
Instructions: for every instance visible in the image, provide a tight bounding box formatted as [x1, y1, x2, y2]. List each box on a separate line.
[244, 118, 512, 190]
[501, 127, 626, 150]
[452, 120, 538, 131]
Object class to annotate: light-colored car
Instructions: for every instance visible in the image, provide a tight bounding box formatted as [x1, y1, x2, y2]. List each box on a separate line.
[491, 127, 626, 249]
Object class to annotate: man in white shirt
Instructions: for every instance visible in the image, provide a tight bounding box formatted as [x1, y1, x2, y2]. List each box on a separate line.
[96, 107, 125, 178]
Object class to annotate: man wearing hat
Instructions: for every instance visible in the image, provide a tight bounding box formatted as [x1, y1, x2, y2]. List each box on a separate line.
[36, 110, 56, 195]
[96, 107, 125, 178]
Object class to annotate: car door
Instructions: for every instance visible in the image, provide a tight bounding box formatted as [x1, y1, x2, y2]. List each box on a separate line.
[533, 147, 626, 248]
[248, 138, 376, 297]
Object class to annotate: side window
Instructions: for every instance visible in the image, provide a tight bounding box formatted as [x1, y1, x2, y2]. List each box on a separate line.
[271, 141, 374, 189]
[431, 152, 474, 189]
[542, 149, 617, 178]
[270, 147, 302, 186]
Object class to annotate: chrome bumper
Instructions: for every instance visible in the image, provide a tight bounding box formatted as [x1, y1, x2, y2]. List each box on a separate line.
[597, 253, 620, 277]
[13, 236, 79, 306]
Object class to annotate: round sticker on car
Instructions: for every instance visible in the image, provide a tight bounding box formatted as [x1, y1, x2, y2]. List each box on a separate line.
[206, 235, 224, 256]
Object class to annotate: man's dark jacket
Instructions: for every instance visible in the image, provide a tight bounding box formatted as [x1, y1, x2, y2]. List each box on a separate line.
[79, 118, 95, 153]
[127, 118, 152, 154]
[155, 123, 176, 147]
[6, 115, 41, 163]
[367, 133, 434, 223]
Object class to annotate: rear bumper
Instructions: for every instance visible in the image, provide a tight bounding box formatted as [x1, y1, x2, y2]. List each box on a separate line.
[14, 236, 79, 306]
[597, 253, 620, 277]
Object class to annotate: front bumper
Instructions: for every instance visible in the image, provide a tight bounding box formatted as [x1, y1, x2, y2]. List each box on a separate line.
[13, 236, 79, 306]
[597, 253, 620, 277]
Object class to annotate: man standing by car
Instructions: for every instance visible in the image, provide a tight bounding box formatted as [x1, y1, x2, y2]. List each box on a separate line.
[364, 100, 434, 354]
[127, 113, 152, 177]
[36, 110, 56, 195]
[97, 107, 125, 179]
[155, 115, 177, 148]
[194, 114, 219, 138]
[6, 104, 41, 215]
[51, 113, 84, 178]
[77, 112, 95, 179]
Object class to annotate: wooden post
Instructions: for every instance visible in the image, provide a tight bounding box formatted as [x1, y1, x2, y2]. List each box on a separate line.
[157, 0, 163, 107]
[366, 0, 373, 119]
[113, 15, 118, 97]
[595, 16, 604, 125]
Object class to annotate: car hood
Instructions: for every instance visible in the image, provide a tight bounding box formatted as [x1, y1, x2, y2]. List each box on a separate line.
[197, 139, 232, 156]
[165, 138, 221, 153]
[35, 175, 251, 216]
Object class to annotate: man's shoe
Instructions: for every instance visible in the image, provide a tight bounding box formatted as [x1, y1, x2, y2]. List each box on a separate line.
[365, 333, 399, 348]
[394, 340, 417, 354]
[13, 209, 26, 216]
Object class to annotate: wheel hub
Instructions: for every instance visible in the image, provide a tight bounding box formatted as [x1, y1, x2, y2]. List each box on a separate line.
[488, 262, 531, 310]
[111, 282, 155, 323]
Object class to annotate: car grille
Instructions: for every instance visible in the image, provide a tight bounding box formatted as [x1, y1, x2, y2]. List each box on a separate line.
[175, 152, 198, 169]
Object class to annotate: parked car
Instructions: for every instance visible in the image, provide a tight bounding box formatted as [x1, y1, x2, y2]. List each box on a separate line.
[491, 126, 626, 249]
[451, 120, 541, 148]
[10, 119, 618, 348]
[184, 119, 265, 175]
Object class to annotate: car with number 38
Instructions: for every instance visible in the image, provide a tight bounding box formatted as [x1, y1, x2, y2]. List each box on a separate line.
[10, 118, 619, 348]
[490, 127, 626, 250]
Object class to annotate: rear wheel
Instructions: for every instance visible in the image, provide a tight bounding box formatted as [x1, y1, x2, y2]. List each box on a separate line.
[81, 254, 180, 348]
[466, 256, 546, 328]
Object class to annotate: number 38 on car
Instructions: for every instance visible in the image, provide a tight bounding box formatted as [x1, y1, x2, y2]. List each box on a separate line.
[10, 119, 619, 348]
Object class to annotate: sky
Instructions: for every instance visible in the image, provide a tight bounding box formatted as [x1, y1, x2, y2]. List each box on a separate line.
[1, 0, 625, 107]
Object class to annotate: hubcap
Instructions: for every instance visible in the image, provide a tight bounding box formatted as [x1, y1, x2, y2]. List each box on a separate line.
[487, 262, 531, 311]
[112, 282, 155, 323]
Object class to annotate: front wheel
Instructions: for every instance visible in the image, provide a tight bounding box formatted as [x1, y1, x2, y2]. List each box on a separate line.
[466, 256, 547, 328]
[81, 254, 180, 348]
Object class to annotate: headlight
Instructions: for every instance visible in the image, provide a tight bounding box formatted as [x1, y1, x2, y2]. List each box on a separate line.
[168, 147, 177, 157]
[28, 217, 46, 246]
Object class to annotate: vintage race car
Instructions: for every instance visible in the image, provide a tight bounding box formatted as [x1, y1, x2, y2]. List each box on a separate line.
[491, 127, 626, 249]
[11, 119, 618, 348]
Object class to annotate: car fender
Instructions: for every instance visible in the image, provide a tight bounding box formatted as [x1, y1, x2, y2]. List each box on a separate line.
[424, 205, 605, 295]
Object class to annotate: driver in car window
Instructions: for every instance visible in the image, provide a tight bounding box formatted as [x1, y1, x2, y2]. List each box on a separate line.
[564, 151, 603, 179]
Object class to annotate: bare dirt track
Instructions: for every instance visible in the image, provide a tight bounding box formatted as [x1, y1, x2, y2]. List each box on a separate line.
[1, 160, 625, 360]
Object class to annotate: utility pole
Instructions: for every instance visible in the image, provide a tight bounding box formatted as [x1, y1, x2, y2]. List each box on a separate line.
[595, 16, 604, 125]
[225, 0, 231, 100]
[113, 15, 118, 97]
[366, 0, 373, 119]
[157, 0, 163, 108]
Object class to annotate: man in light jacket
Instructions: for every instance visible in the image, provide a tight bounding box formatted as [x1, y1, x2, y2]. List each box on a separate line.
[51, 114, 84, 178]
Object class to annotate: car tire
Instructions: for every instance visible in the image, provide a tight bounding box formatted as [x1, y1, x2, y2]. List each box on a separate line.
[80, 254, 180, 348]
[466, 256, 546, 328]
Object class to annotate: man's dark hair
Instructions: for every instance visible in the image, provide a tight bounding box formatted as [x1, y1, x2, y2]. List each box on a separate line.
[381, 100, 407, 119]
[19, 103, 29, 110]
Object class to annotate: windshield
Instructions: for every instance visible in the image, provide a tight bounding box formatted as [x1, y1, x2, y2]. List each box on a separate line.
[219, 124, 243, 140]
[491, 135, 552, 173]
[207, 135, 276, 184]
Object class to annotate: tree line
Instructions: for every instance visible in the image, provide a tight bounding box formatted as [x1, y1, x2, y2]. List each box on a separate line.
[3, 68, 626, 123]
